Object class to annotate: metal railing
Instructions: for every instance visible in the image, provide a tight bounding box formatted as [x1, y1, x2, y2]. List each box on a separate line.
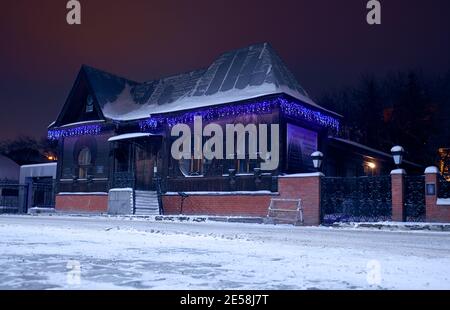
[404, 175, 426, 222]
[0, 183, 29, 214]
[111, 172, 135, 189]
[321, 176, 392, 224]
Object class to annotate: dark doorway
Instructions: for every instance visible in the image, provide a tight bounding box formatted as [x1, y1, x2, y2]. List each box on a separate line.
[111, 137, 161, 190]
[32, 177, 55, 209]
[134, 141, 157, 191]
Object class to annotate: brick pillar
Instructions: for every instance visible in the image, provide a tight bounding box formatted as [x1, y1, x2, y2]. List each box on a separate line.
[425, 166, 439, 222]
[391, 169, 406, 222]
[278, 173, 323, 226]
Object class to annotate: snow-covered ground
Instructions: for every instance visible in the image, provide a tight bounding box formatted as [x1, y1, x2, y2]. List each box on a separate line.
[0, 215, 449, 290]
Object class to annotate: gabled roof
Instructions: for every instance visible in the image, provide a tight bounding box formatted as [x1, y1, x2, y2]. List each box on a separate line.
[58, 42, 340, 123]
[82, 65, 138, 108]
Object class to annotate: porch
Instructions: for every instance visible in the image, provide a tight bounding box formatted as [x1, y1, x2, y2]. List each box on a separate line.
[109, 133, 161, 191]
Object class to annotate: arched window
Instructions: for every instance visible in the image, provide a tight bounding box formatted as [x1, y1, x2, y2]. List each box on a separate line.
[78, 147, 92, 179]
[86, 95, 94, 113]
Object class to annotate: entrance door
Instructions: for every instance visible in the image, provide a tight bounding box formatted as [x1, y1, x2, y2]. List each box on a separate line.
[134, 141, 157, 190]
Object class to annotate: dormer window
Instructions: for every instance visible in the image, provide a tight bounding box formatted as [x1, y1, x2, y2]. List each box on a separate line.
[86, 95, 94, 113]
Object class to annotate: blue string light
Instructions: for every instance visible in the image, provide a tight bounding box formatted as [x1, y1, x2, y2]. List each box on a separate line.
[49, 97, 340, 140]
[279, 99, 340, 130]
[139, 97, 340, 132]
[48, 124, 102, 140]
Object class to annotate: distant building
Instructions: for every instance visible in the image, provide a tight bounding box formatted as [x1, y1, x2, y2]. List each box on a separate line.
[20, 163, 57, 211]
[0, 155, 19, 182]
[0, 155, 20, 213]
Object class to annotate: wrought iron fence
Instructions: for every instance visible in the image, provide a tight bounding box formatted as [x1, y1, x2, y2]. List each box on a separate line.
[166, 174, 277, 192]
[404, 175, 426, 222]
[321, 176, 392, 224]
[0, 183, 28, 214]
[439, 175, 450, 199]
[111, 172, 135, 189]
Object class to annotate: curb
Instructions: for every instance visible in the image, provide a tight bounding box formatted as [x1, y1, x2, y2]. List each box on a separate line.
[153, 215, 266, 224]
[334, 222, 450, 232]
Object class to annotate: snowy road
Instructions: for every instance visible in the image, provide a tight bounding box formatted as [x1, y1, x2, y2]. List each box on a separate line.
[0, 215, 449, 290]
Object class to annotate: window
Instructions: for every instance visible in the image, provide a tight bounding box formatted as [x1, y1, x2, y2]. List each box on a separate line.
[237, 157, 258, 174]
[229, 133, 259, 174]
[86, 95, 94, 113]
[286, 124, 318, 173]
[179, 156, 204, 176]
[178, 134, 207, 177]
[78, 147, 92, 179]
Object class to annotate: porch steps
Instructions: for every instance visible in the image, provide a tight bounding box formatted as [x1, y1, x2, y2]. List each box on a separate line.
[134, 190, 161, 216]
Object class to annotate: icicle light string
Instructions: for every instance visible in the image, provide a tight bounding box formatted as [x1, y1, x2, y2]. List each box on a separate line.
[139, 98, 340, 132]
[48, 98, 340, 140]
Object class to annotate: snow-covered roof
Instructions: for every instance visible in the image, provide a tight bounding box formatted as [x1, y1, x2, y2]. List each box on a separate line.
[0, 155, 20, 181]
[329, 137, 422, 168]
[80, 42, 338, 121]
[19, 163, 57, 183]
[107, 133, 159, 142]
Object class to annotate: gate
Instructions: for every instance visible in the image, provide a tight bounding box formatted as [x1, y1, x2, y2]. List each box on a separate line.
[31, 181, 56, 209]
[321, 176, 392, 224]
[404, 175, 426, 222]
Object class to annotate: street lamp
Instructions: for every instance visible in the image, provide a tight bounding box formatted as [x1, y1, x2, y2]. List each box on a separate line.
[311, 151, 324, 172]
[391, 145, 405, 168]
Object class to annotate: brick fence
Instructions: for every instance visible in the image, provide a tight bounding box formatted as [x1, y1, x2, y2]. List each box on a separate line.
[391, 169, 406, 222]
[56, 193, 108, 213]
[161, 173, 323, 226]
[162, 193, 274, 217]
[423, 167, 450, 222]
[53, 168, 450, 224]
[388, 167, 450, 223]
[161, 168, 450, 224]
[277, 174, 322, 226]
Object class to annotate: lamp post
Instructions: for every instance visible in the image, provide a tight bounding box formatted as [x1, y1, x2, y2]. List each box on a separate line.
[311, 151, 324, 172]
[391, 146, 405, 169]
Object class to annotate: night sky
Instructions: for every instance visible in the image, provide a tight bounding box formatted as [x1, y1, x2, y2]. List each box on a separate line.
[1, 0, 450, 140]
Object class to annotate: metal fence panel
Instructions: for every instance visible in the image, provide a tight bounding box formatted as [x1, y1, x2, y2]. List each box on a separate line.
[321, 176, 392, 224]
[405, 175, 426, 222]
[0, 183, 29, 214]
[439, 176, 450, 199]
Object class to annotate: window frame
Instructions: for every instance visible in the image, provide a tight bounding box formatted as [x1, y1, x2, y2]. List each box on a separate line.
[77, 147, 92, 180]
